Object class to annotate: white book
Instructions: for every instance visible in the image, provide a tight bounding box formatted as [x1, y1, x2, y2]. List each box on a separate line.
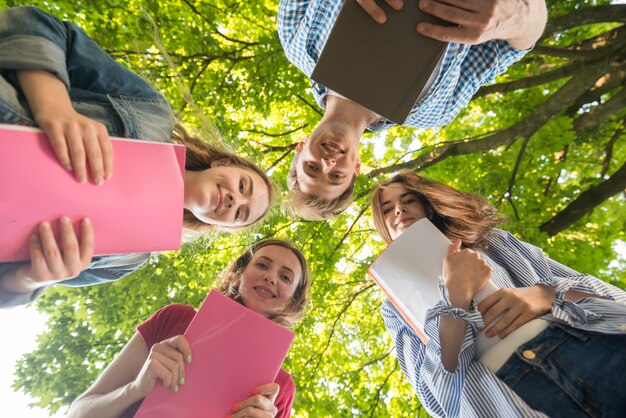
[368, 219, 500, 355]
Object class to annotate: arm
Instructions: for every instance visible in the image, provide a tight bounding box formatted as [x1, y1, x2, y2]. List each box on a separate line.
[16, 70, 112, 184]
[68, 334, 192, 418]
[487, 229, 626, 329]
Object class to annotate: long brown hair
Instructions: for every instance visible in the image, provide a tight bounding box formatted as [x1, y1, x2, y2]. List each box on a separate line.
[172, 123, 276, 235]
[371, 170, 503, 247]
[218, 239, 311, 328]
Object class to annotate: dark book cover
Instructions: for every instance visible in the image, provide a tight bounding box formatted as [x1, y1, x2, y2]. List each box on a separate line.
[311, 0, 451, 125]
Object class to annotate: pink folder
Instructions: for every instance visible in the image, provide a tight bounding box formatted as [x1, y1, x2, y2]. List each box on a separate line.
[0, 124, 185, 262]
[134, 290, 295, 418]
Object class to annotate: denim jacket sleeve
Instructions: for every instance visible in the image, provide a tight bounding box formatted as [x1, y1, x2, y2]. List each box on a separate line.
[0, 253, 149, 309]
[0, 6, 175, 143]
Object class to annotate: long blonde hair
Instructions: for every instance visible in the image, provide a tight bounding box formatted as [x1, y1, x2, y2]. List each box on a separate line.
[218, 239, 311, 328]
[172, 123, 276, 236]
[371, 171, 503, 247]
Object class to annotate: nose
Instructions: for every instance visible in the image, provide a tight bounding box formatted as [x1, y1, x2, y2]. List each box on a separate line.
[263, 272, 277, 285]
[321, 157, 336, 174]
[394, 203, 406, 216]
[225, 193, 236, 208]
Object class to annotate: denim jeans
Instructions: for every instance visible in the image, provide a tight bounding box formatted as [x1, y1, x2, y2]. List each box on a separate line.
[496, 324, 626, 418]
[0, 6, 175, 143]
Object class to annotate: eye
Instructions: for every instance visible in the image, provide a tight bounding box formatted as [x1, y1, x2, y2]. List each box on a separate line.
[280, 273, 292, 283]
[255, 262, 267, 270]
[404, 197, 416, 205]
[235, 208, 241, 220]
[239, 179, 244, 193]
[382, 207, 392, 215]
[305, 162, 318, 171]
[331, 172, 345, 180]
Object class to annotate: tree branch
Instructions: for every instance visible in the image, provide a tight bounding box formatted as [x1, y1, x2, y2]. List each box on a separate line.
[539, 160, 626, 236]
[541, 5, 626, 40]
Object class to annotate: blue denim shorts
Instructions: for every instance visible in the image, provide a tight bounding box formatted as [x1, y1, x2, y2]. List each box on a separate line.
[496, 324, 626, 417]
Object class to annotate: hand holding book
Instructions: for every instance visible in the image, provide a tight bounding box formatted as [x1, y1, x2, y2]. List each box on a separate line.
[356, 0, 547, 50]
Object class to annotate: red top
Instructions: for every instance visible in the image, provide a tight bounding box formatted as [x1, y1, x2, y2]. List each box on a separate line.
[121, 303, 295, 417]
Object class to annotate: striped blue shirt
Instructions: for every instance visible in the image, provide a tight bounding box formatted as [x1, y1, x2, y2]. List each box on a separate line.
[277, 0, 529, 131]
[381, 229, 626, 417]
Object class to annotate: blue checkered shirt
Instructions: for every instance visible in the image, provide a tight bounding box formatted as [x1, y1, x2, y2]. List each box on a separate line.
[278, 0, 529, 131]
[381, 229, 626, 417]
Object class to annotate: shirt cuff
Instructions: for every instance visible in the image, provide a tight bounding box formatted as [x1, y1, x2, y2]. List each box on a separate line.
[546, 277, 611, 326]
[426, 277, 485, 329]
[0, 35, 70, 90]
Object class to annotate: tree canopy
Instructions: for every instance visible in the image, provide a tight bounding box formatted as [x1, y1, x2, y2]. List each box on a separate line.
[3, 0, 625, 416]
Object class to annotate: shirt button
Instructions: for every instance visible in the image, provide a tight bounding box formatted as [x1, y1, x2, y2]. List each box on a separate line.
[522, 350, 536, 360]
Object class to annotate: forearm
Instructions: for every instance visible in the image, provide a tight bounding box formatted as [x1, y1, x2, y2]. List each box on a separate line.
[439, 290, 473, 372]
[68, 382, 144, 418]
[16, 70, 74, 120]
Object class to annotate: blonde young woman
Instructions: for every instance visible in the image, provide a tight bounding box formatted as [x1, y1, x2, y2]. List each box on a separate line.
[370, 170, 626, 418]
[0, 6, 274, 307]
[67, 239, 310, 418]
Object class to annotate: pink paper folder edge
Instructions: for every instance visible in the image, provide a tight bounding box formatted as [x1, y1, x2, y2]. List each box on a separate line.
[0, 123, 185, 261]
[135, 290, 295, 418]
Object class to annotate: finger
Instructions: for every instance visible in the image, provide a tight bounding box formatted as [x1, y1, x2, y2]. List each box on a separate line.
[420, 0, 482, 20]
[487, 308, 521, 337]
[165, 335, 193, 365]
[152, 350, 180, 392]
[477, 290, 502, 314]
[146, 354, 175, 389]
[65, 125, 88, 183]
[28, 234, 49, 280]
[83, 128, 104, 185]
[155, 343, 186, 388]
[256, 382, 280, 402]
[499, 313, 530, 338]
[43, 122, 73, 172]
[59, 217, 82, 275]
[232, 405, 277, 418]
[481, 297, 509, 327]
[38, 221, 65, 277]
[97, 125, 113, 180]
[235, 393, 276, 412]
[356, 0, 388, 24]
[79, 218, 95, 264]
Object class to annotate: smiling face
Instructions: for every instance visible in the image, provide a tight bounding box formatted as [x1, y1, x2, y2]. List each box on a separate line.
[238, 245, 304, 318]
[293, 121, 361, 200]
[380, 183, 431, 241]
[184, 160, 270, 228]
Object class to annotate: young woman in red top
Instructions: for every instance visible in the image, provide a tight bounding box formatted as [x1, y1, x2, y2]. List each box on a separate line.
[67, 239, 310, 418]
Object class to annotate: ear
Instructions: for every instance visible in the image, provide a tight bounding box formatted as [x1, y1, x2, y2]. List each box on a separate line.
[295, 138, 308, 153]
[210, 158, 231, 168]
[354, 159, 361, 175]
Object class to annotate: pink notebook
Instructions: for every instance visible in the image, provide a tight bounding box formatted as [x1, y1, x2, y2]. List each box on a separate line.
[134, 290, 295, 418]
[0, 124, 185, 262]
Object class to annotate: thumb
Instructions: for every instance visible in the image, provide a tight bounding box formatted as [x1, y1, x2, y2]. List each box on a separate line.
[254, 382, 280, 402]
[447, 239, 462, 257]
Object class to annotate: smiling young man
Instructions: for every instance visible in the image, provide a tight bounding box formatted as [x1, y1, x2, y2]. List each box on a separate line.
[279, 0, 548, 220]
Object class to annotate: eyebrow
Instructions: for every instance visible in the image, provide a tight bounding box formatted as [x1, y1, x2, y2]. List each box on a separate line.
[257, 256, 295, 276]
[247, 175, 254, 197]
[381, 192, 415, 207]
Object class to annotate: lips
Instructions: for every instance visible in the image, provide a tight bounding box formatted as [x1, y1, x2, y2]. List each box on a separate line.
[322, 142, 343, 158]
[254, 286, 276, 299]
[214, 186, 223, 213]
[396, 217, 415, 227]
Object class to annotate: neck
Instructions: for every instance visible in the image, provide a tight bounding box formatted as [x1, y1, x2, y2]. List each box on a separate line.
[323, 95, 378, 137]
